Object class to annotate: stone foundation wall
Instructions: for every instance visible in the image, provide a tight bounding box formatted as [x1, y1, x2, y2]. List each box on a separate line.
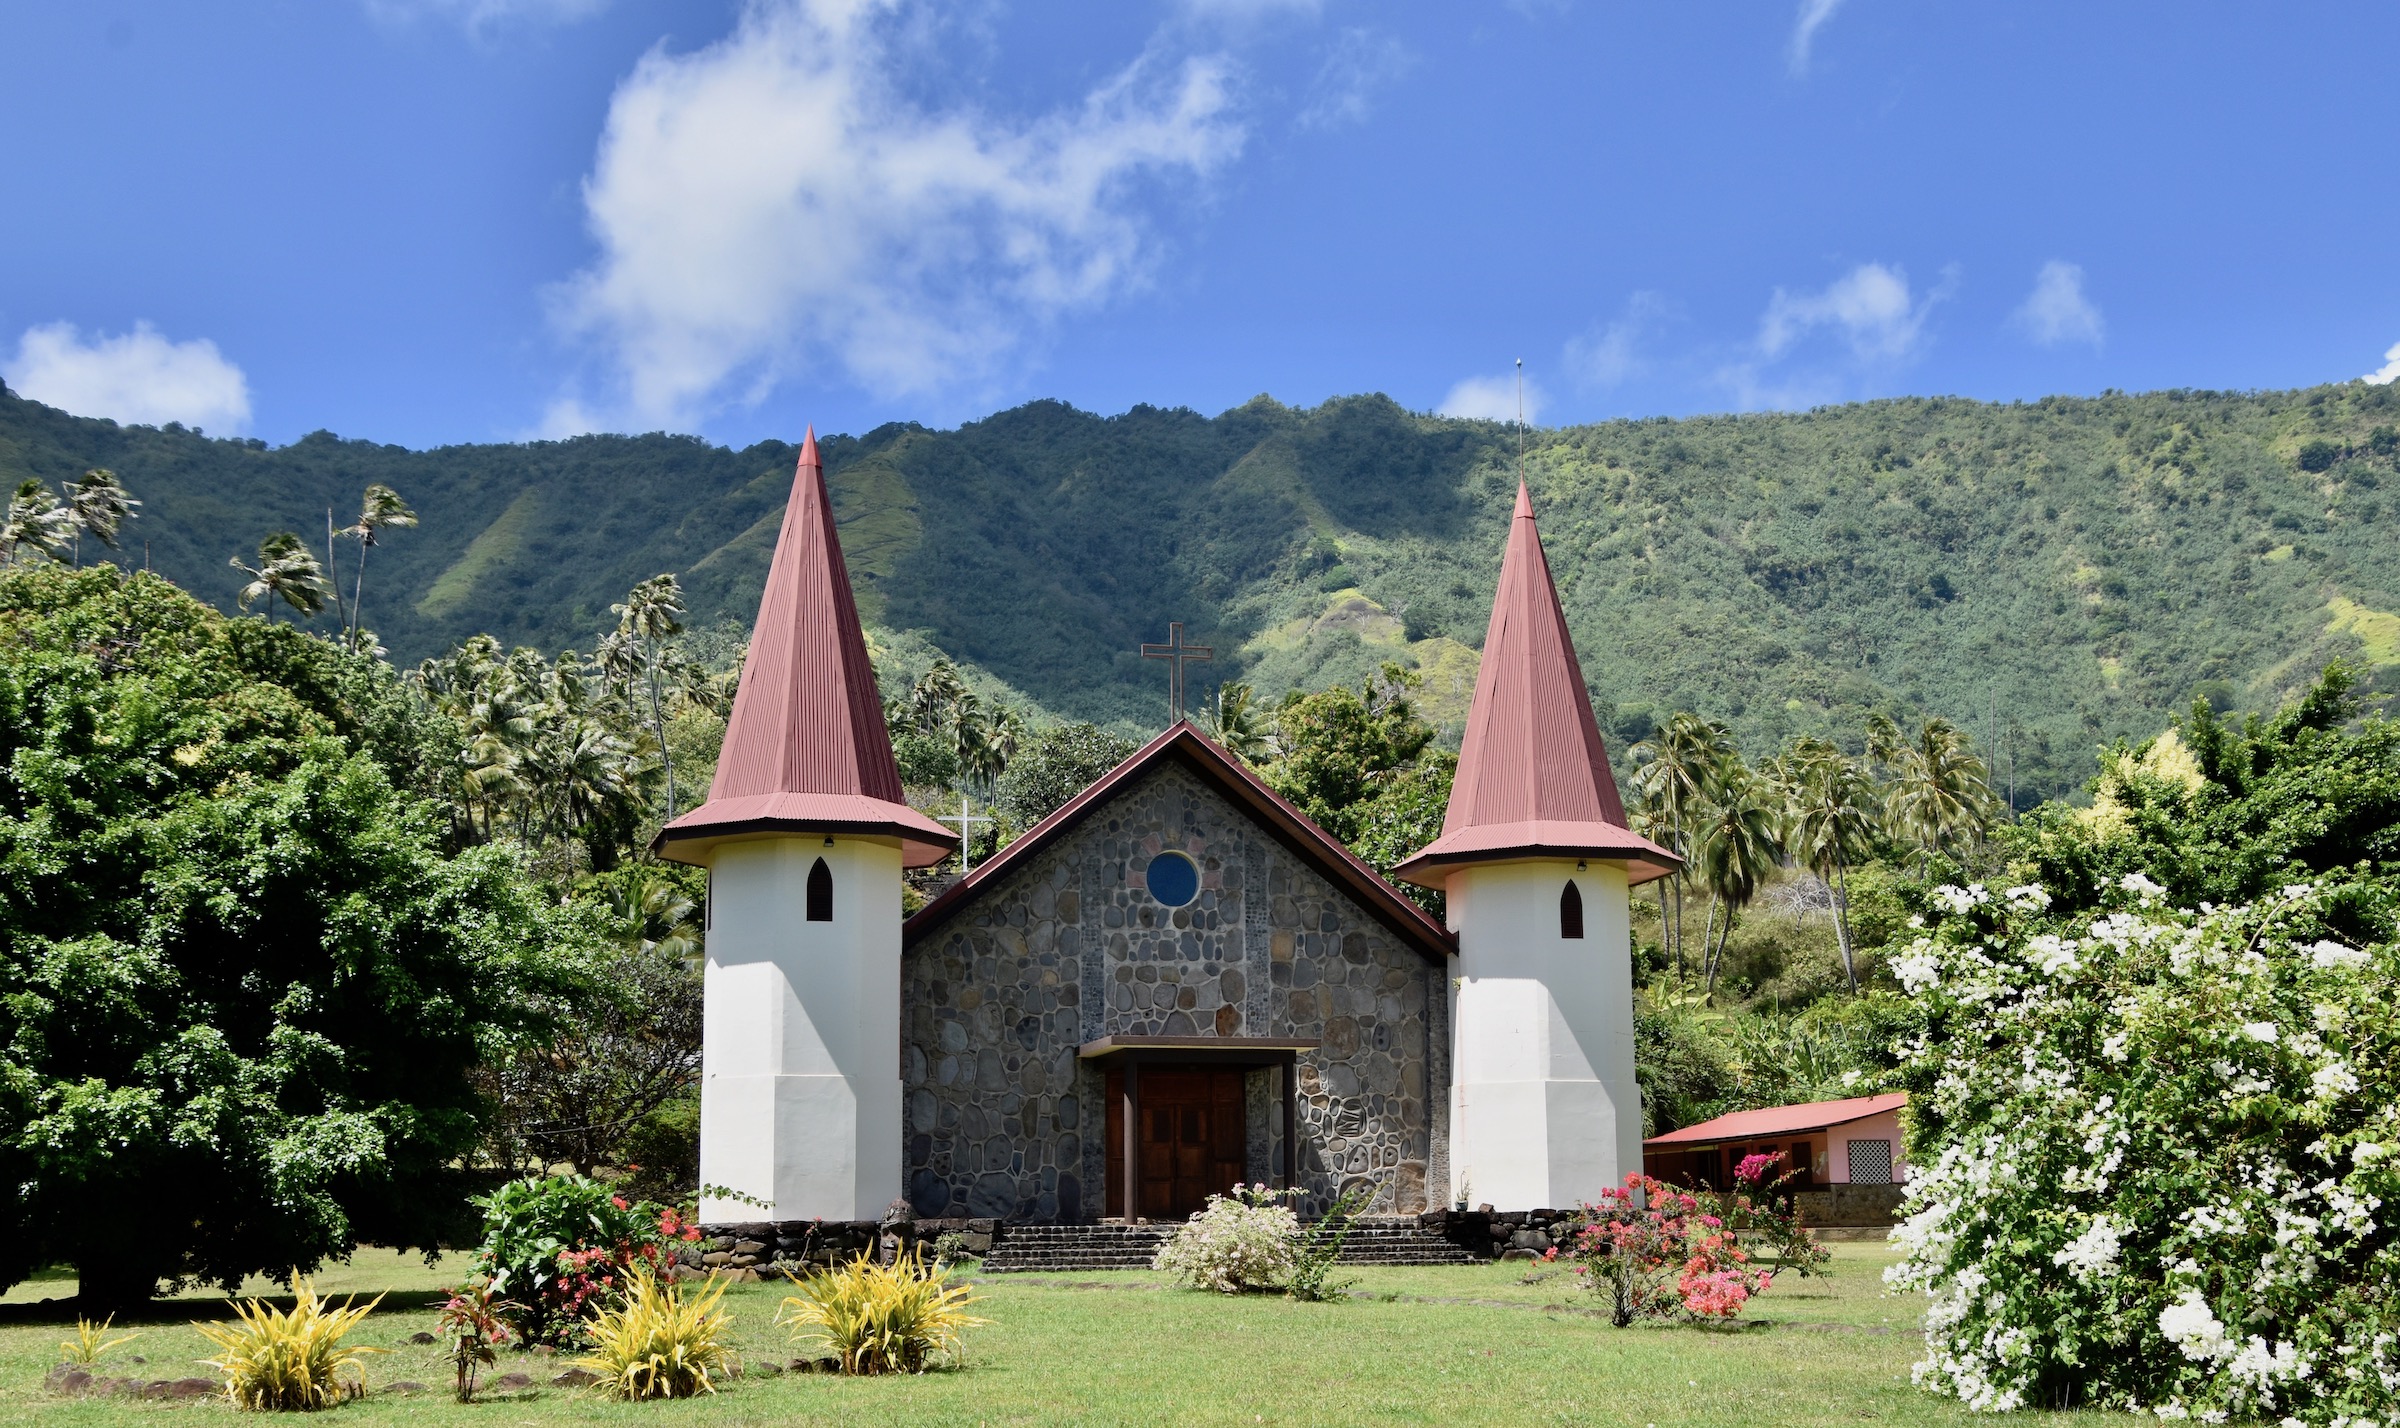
[902, 761, 1446, 1221]
[1791, 1183, 1905, 1227]
[691, 1217, 1000, 1276]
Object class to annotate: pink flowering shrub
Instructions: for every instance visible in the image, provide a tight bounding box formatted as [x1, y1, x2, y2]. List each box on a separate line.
[1565, 1175, 1790, 1326]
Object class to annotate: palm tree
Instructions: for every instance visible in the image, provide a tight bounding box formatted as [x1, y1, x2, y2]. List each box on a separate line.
[612, 574, 686, 820]
[65, 469, 138, 566]
[612, 867, 702, 965]
[904, 659, 967, 736]
[230, 533, 331, 620]
[1885, 716, 1997, 867]
[340, 484, 416, 652]
[1205, 682, 1271, 761]
[1693, 760, 1782, 996]
[1630, 713, 1739, 980]
[1778, 737, 1882, 992]
[2, 481, 73, 565]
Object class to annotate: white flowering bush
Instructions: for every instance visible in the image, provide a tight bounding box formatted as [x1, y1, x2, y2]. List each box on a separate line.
[1151, 1185, 1300, 1294]
[1889, 874, 2399, 1421]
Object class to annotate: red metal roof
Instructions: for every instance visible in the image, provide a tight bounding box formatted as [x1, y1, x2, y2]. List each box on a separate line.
[1643, 1092, 1908, 1147]
[1393, 483, 1678, 889]
[905, 722, 1455, 964]
[656, 430, 957, 868]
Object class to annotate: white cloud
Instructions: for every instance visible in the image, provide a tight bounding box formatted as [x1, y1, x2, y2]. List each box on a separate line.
[1758, 261, 1944, 362]
[1788, 0, 1844, 75]
[362, 0, 608, 31]
[1298, 28, 1413, 130]
[2365, 341, 2400, 385]
[1438, 370, 1544, 424]
[1563, 291, 1668, 390]
[550, 0, 1243, 431]
[2011, 260, 2104, 347]
[4, 322, 252, 433]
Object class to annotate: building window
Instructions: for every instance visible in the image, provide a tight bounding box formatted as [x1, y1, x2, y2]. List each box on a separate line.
[1559, 880, 1584, 939]
[1846, 1139, 1894, 1185]
[806, 857, 833, 922]
[1145, 850, 1200, 907]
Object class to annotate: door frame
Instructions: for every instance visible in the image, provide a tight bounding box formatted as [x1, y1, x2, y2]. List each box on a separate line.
[1080, 1035, 1319, 1224]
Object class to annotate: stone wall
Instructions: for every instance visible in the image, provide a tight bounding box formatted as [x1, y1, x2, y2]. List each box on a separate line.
[690, 1217, 997, 1276]
[901, 760, 1447, 1221]
[1791, 1183, 1905, 1227]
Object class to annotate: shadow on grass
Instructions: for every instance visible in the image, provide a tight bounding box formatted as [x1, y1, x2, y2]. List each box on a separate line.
[0, 1288, 446, 1329]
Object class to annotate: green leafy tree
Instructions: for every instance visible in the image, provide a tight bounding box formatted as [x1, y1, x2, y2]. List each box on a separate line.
[0, 565, 594, 1305]
[992, 723, 1136, 830]
[2003, 664, 2400, 916]
[1265, 663, 1434, 844]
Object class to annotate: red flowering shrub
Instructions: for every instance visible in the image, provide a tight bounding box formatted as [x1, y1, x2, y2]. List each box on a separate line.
[1564, 1173, 1802, 1326]
[467, 1175, 703, 1347]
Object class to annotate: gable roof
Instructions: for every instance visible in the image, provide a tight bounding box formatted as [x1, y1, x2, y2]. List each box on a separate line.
[656, 429, 956, 868]
[905, 722, 1455, 964]
[1393, 482, 1678, 890]
[1643, 1092, 1908, 1147]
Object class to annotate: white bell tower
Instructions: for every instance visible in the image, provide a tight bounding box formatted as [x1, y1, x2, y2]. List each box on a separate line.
[1394, 483, 1677, 1210]
[656, 430, 955, 1223]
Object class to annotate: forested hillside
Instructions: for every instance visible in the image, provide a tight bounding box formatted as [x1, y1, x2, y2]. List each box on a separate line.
[5, 378, 2396, 804]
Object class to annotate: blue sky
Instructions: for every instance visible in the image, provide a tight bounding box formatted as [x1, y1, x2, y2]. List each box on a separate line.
[3, 0, 2395, 449]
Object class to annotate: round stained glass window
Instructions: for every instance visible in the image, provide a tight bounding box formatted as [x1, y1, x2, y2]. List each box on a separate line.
[1144, 851, 1200, 907]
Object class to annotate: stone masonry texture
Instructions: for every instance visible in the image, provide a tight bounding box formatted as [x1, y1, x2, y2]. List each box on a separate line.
[901, 761, 1448, 1221]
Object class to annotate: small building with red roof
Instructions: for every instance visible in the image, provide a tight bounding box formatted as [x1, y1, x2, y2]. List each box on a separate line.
[1643, 1092, 1910, 1194]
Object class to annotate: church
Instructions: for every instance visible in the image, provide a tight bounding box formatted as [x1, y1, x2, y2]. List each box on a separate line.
[658, 433, 1677, 1226]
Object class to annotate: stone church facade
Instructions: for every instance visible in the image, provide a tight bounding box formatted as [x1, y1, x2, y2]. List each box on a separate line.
[899, 739, 1453, 1222]
[663, 431, 1675, 1232]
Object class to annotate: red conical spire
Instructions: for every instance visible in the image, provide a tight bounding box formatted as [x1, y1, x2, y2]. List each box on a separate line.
[656, 429, 957, 867]
[1393, 482, 1676, 889]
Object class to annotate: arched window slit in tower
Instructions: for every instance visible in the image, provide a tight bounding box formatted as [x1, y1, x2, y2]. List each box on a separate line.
[1560, 879, 1584, 939]
[807, 857, 834, 922]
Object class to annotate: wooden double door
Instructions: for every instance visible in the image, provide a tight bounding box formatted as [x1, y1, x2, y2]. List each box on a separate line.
[1104, 1065, 1247, 1221]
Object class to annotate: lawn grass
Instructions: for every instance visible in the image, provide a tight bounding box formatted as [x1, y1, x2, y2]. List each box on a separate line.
[0, 1246, 2102, 1427]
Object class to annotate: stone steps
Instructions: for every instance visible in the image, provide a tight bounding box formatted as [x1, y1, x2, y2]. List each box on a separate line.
[981, 1219, 1477, 1272]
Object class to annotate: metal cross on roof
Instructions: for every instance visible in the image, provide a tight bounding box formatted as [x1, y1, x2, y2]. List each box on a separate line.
[1140, 621, 1213, 724]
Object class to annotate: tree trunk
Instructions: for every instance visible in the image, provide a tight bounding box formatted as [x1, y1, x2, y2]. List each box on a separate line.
[350, 532, 370, 652]
[646, 645, 677, 821]
[1699, 893, 1720, 990]
[327, 509, 349, 642]
[1831, 858, 1859, 993]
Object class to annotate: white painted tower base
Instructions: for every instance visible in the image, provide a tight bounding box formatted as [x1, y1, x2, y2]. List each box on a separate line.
[697, 837, 903, 1222]
[1446, 860, 1642, 1210]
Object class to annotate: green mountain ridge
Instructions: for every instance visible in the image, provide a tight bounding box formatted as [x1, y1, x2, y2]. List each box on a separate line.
[5, 379, 2398, 803]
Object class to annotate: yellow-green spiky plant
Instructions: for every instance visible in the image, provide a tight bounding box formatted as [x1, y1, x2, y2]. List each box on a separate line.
[574, 1268, 733, 1400]
[194, 1276, 386, 1410]
[776, 1249, 985, 1375]
[60, 1315, 140, 1365]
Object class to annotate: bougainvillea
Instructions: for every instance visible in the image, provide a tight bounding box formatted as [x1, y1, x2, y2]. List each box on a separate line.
[1564, 1174, 1793, 1325]
[1888, 875, 2400, 1420]
[1152, 1185, 1301, 1294]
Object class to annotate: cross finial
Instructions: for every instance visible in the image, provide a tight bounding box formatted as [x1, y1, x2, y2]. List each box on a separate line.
[1140, 621, 1213, 724]
[943, 795, 994, 874]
